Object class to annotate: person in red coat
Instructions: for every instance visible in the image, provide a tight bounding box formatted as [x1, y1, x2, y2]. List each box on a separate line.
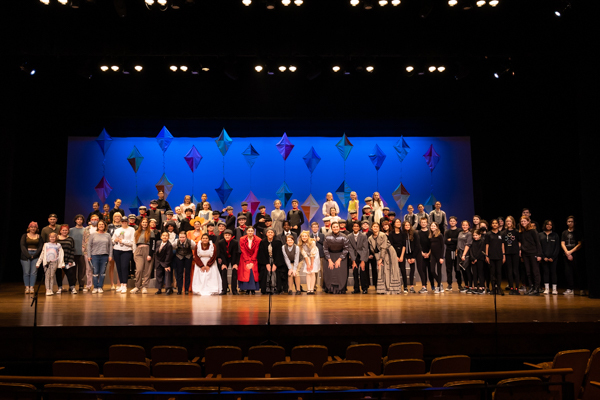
[238, 226, 261, 295]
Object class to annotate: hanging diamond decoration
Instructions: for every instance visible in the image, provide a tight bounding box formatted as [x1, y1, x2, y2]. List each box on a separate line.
[301, 194, 320, 223]
[394, 136, 411, 163]
[423, 144, 441, 172]
[241, 144, 260, 168]
[368, 144, 387, 171]
[215, 178, 234, 205]
[215, 128, 233, 156]
[424, 193, 438, 212]
[127, 146, 144, 173]
[392, 182, 411, 210]
[155, 173, 174, 198]
[129, 196, 144, 215]
[276, 182, 293, 207]
[302, 146, 321, 173]
[96, 128, 112, 156]
[335, 180, 352, 208]
[95, 176, 113, 204]
[243, 191, 261, 215]
[335, 133, 354, 161]
[184, 145, 203, 172]
[275, 133, 295, 160]
[156, 126, 174, 152]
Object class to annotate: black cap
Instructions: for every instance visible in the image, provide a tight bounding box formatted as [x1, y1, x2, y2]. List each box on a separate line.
[241, 201, 248, 206]
[224, 229, 233, 235]
[212, 210, 221, 215]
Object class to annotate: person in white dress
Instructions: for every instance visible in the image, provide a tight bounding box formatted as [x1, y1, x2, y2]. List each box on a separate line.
[197, 202, 212, 234]
[271, 199, 286, 236]
[298, 230, 320, 294]
[372, 192, 384, 225]
[191, 234, 222, 295]
[180, 195, 196, 215]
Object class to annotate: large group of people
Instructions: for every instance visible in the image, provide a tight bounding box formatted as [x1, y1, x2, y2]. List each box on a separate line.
[19, 190, 585, 298]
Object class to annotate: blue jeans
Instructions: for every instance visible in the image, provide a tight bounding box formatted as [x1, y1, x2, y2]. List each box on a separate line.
[91, 254, 109, 288]
[20, 250, 38, 286]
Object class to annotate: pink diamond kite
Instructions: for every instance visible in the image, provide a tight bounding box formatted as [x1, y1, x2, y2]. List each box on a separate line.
[243, 191, 261, 215]
[95, 176, 113, 204]
[423, 144, 440, 172]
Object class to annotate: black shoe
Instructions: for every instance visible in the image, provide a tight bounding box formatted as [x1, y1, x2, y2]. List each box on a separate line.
[166, 289, 173, 295]
[288, 290, 293, 295]
[295, 291, 301, 295]
[232, 291, 239, 295]
[250, 290, 255, 295]
[155, 290, 162, 295]
[352, 290, 360, 294]
[299, 285, 306, 292]
[185, 290, 189, 295]
[528, 287, 540, 296]
[219, 291, 227, 296]
[505, 285, 511, 291]
[362, 289, 368, 294]
[307, 291, 315, 295]
[245, 291, 250, 295]
[177, 291, 182, 295]
[497, 288, 504, 296]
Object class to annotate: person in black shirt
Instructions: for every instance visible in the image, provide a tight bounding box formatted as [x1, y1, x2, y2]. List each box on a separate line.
[444, 217, 461, 291]
[469, 229, 486, 294]
[502, 216, 521, 295]
[519, 216, 542, 295]
[147, 200, 162, 225]
[257, 228, 286, 294]
[485, 219, 505, 296]
[234, 215, 249, 242]
[108, 199, 125, 225]
[287, 199, 305, 238]
[560, 216, 583, 295]
[540, 220, 560, 295]
[522, 208, 539, 232]
[418, 217, 435, 292]
[428, 222, 445, 293]
[237, 202, 253, 228]
[156, 190, 172, 213]
[217, 230, 240, 295]
[389, 219, 406, 292]
[399, 220, 423, 294]
[223, 206, 236, 232]
[87, 202, 103, 224]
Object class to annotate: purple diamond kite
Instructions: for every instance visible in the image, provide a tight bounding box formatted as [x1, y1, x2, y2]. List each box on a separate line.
[243, 191, 261, 215]
[302, 146, 321, 174]
[242, 144, 260, 168]
[335, 133, 354, 161]
[276, 182, 293, 207]
[368, 144, 386, 171]
[155, 173, 174, 198]
[215, 128, 233, 156]
[275, 133, 294, 161]
[423, 144, 440, 172]
[184, 145, 203, 172]
[156, 126, 174, 152]
[215, 178, 233, 205]
[127, 146, 144, 173]
[96, 128, 112, 156]
[129, 196, 144, 215]
[394, 136, 411, 163]
[95, 176, 113, 204]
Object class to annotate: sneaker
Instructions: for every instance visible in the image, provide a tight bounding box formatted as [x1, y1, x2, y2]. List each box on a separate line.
[478, 288, 485, 295]
[130, 287, 140, 294]
[120, 286, 127, 293]
[552, 288, 558, 295]
[25, 287, 30, 294]
[409, 287, 416, 293]
[56, 288, 62, 294]
[111, 285, 116, 290]
[434, 287, 440, 294]
[403, 288, 408, 294]
[563, 289, 573, 295]
[543, 288, 549, 295]
[98, 288, 104, 293]
[439, 286, 445, 293]
[82, 286, 89, 293]
[141, 288, 148, 294]
[46, 290, 53, 296]
[460, 286, 468, 293]
[418, 287, 428, 294]
[92, 288, 98, 294]
[447, 285, 453, 291]
[71, 287, 78, 294]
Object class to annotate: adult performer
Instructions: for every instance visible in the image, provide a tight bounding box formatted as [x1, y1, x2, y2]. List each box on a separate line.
[323, 221, 350, 294]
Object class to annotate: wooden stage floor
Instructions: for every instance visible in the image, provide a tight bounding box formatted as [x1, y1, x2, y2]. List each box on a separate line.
[1, 283, 597, 328]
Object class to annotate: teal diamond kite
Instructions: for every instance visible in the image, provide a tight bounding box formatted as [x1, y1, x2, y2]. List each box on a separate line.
[335, 180, 352, 208]
[96, 128, 112, 156]
[276, 182, 293, 208]
[215, 178, 233, 205]
[129, 196, 144, 215]
[394, 136, 411, 163]
[215, 128, 233, 156]
[242, 144, 260, 168]
[335, 133, 354, 161]
[424, 193, 438, 212]
[156, 126, 174, 152]
[127, 146, 144, 173]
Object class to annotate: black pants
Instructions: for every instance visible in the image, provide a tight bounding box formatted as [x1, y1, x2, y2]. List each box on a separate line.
[401, 253, 417, 287]
[541, 259, 558, 285]
[220, 261, 238, 293]
[489, 259, 503, 289]
[563, 253, 578, 290]
[60, 266, 77, 287]
[430, 256, 442, 287]
[277, 266, 289, 293]
[155, 260, 173, 289]
[421, 256, 435, 288]
[445, 249, 461, 286]
[74, 255, 87, 288]
[473, 260, 484, 287]
[259, 264, 282, 293]
[173, 256, 192, 293]
[457, 249, 471, 287]
[504, 253, 520, 288]
[351, 254, 370, 291]
[523, 254, 541, 288]
[113, 249, 132, 285]
[369, 256, 379, 288]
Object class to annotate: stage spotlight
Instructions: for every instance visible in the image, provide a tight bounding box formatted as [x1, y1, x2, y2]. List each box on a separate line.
[170, 65, 178, 71]
[289, 65, 297, 72]
[476, 0, 485, 6]
[428, 66, 436, 72]
[58, 0, 69, 5]
[255, 65, 263, 72]
[294, 0, 303, 5]
[157, 0, 167, 5]
[406, 66, 414, 72]
[350, 0, 359, 5]
[20, 63, 36, 75]
[332, 66, 341, 72]
[437, 66, 446, 72]
[392, 0, 401, 5]
[366, 65, 374, 72]
[379, 0, 388, 6]
[282, 0, 290, 5]
[134, 65, 143, 72]
[171, 0, 183, 9]
[180, 65, 188, 72]
[145, 0, 154, 5]
[100, 65, 109, 71]
[40, 0, 50, 5]
[111, 65, 119, 71]
[242, 0, 251, 5]
[71, 0, 80, 8]
[364, 0, 373, 9]
[554, 2, 571, 17]
[279, 66, 287, 72]
[266, 0, 275, 9]
[201, 66, 210, 71]
[489, 0, 498, 6]
[448, 0, 457, 6]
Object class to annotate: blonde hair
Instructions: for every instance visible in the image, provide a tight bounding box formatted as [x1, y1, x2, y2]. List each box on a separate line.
[298, 230, 315, 247]
[373, 192, 382, 206]
[429, 222, 441, 238]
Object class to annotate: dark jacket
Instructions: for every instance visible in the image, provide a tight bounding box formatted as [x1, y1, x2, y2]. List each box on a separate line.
[469, 239, 486, 262]
[539, 231, 560, 259]
[217, 238, 240, 266]
[154, 241, 174, 268]
[520, 229, 542, 257]
[257, 238, 285, 266]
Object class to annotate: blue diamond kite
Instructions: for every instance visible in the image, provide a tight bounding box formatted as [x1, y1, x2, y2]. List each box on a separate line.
[394, 136, 411, 163]
[215, 178, 233, 205]
[335, 180, 352, 208]
[335, 133, 354, 161]
[275, 133, 294, 161]
[129, 196, 144, 215]
[302, 146, 321, 174]
[96, 128, 112, 156]
[368, 144, 386, 171]
[127, 146, 144, 173]
[242, 144, 260, 168]
[276, 181, 293, 208]
[215, 128, 233, 156]
[424, 193, 438, 212]
[184, 145, 203, 172]
[156, 126, 174, 152]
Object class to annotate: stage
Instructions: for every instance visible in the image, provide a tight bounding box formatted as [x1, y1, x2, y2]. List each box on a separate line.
[1, 283, 598, 368]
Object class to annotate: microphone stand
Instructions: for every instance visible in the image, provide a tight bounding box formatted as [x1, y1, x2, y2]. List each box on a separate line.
[262, 255, 277, 346]
[31, 263, 46, 360]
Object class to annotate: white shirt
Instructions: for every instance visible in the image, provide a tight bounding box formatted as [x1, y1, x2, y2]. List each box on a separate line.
[112, 226, 135, 251]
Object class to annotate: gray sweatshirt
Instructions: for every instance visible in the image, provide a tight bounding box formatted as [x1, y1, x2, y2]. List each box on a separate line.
[87, 232, 113, 258]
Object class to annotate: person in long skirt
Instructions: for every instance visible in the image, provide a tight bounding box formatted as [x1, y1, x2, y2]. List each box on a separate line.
[323, 222, 350, 294]
[371, 192, 384, 226]
[271, 199, 286, 236]
[369, 222, 401, 294]
[298, 230, 320, 295]
[238, 227, 261, 295]
[191, 233, 221, 295]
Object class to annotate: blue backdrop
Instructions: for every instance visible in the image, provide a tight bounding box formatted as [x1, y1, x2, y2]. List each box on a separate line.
[65, 134, 474, 227]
